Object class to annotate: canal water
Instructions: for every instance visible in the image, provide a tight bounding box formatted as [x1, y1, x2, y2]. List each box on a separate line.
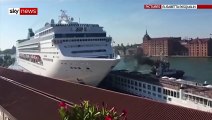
[114, 57, 212, 84]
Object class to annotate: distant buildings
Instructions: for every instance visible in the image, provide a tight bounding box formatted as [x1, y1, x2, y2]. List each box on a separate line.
[181, 38, 212, 57]
[142, 31, 212, 57]
[0, 46, 16, 55]
[115, 44, 140, 56]
[142, 30, 181, 56]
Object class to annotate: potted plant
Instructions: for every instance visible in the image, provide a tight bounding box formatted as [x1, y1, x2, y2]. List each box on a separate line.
[58, 101, 127, 120]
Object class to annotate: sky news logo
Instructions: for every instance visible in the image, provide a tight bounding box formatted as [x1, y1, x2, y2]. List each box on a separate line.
[8, 8, 38, 15]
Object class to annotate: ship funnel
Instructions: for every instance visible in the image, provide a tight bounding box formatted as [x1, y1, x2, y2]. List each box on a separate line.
[27, 28, 34, 39]
[51, 19, 55, 25]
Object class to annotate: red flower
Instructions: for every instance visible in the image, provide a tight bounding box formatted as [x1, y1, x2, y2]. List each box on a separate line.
[105, 115, 112, 120]
[59, 101, 67, 109]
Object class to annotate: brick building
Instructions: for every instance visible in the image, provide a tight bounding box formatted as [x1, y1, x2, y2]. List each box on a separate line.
[181, 38, 212, 57]
[142, 31, 212, 57]
[142, 31, 181, 56]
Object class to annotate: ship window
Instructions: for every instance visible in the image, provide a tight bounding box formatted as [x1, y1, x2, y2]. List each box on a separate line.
[147, 85, 151, 90]
[167, 90, 170, 95]
[128, 80, 130, 84]
[165, 90, 168, 95]
[143, 90, 146, 93]
[168, 98, 172, 101]
[171, 91, 174, 96]
[131, 81, 134, 85]
[204, 99, 208, 106]
[200, 98, 203, 104]
[188, 95, 192, 100]
[148, 91, 151, 95]
[139, 83, 142, 87]
[158, 87, 161, 93]
[153, 93, 156, 96]
[209, 101, 212, 107]
[152, 86, 156, 91]
[135, 81, 138, 86]
[135, 88, 138, 90]
[192, 96, 195, 101]
[196, 97, 199, 102]
[177, 92, 180, 98]
[174, 92, 177, 97]
[72, 49, 106, 53]
[139, 89, 142, 91]
[143, 84, 146, 89]
[163, 96, 167, 100]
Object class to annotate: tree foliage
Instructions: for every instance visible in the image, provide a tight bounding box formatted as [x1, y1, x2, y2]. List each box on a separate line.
[0, 55, 15, 67]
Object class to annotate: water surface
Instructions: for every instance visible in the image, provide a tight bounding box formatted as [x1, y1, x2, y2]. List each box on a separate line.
[114, 57, 212, 84]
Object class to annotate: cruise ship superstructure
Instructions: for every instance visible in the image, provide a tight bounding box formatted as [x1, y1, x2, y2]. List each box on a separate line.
[16, 10, 120, 86]
[109, 70, 212, 113]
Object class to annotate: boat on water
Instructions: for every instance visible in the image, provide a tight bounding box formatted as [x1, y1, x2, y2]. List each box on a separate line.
[107, 70, 212, 113]
[151, 60, 184, 79]
[15, 10, 120, 86]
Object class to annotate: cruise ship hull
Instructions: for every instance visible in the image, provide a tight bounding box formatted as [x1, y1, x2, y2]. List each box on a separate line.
[16, 10, 121, 86]
[17, 56, 120, 86]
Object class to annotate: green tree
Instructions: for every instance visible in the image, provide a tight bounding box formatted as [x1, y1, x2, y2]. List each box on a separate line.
[4, 54, 11, 61]
[1, 55, 15, 67]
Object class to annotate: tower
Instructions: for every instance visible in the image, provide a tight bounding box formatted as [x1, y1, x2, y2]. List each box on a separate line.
[142, 29, 151, 56]
[143, 29, 151, 41]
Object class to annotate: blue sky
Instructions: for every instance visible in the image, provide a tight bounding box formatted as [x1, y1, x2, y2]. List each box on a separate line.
[0, 0, 212, 50]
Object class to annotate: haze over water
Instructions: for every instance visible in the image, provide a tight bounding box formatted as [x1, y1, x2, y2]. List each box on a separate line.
[114, 57, 212, 84]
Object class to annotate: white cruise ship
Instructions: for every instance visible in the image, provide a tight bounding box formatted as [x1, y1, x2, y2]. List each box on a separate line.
[16, 10, 120, 86]
[108, 70, 212, 113]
